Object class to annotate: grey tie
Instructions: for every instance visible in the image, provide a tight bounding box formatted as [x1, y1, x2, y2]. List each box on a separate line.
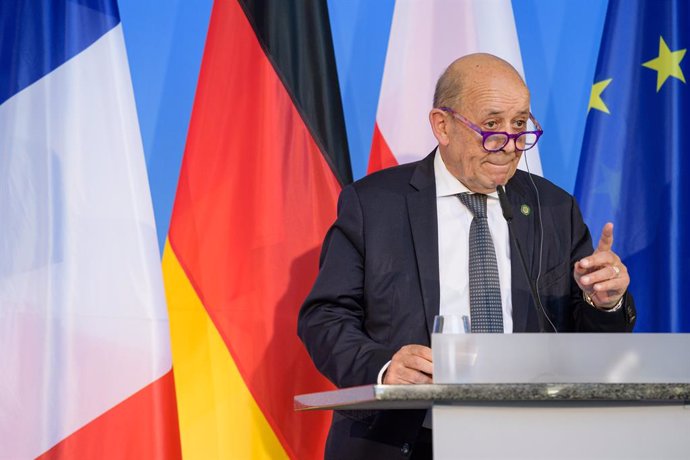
[458, 193, 504, 333]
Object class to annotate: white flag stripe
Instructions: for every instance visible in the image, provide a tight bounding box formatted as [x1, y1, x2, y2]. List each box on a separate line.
[0, 24, 170, 458]
[376, 0, 542, 174]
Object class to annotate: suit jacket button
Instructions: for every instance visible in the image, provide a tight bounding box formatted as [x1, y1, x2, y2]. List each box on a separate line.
[401, 442, 411, 456]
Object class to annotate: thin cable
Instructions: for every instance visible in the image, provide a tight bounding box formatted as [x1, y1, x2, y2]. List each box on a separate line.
[523, 154, 558, 333]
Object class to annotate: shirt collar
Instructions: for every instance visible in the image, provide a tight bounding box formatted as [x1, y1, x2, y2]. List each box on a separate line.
[433, 148, 499, 199]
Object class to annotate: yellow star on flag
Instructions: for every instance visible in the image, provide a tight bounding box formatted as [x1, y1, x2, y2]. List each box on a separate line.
[642, 36, 686, 92]
[588, 78, 613, 114]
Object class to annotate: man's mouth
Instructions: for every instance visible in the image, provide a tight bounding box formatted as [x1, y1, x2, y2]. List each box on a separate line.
[485, 161, 512, 170]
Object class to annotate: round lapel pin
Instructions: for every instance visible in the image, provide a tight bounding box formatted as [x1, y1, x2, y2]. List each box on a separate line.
[521, 204, 531, 216]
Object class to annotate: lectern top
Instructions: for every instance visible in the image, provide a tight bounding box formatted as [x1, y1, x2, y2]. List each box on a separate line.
[294, 383, 690, 411]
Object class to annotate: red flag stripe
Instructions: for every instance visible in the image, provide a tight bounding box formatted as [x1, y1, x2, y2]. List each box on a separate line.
[367, 121, 399, 174]
[36, 371, 181, 460]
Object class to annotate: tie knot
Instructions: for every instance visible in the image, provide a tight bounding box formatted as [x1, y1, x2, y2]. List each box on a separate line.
[458, 193, 487, 218]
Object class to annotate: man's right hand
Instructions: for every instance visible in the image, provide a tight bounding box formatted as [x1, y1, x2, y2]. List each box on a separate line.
[383, 345, 433, 384]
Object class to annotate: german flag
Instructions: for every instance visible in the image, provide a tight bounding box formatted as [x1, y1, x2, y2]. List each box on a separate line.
[162, 0, 350, 458]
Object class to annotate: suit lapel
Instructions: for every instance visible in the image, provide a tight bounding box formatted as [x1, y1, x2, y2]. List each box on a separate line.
[407, 153, 440, 337]
[506, 175, 537, 332]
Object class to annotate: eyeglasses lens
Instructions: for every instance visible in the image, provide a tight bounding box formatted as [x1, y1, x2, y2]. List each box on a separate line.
[483, 132, 538, 151]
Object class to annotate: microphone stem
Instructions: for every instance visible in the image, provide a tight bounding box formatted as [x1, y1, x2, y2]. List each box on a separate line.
[506, 221, 548, 332]
[496, 185, 554, 333]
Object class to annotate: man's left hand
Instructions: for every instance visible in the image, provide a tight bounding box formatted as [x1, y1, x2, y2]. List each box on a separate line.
[573, 222, 629, 309]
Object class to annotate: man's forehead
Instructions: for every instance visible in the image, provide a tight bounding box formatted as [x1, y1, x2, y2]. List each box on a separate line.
[462, 89, 531, 115]
[460, 73, 529, 97]
[459, 80, 531, 113]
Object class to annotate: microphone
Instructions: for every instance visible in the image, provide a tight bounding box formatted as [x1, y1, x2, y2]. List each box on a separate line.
[496, 185, 555, 332]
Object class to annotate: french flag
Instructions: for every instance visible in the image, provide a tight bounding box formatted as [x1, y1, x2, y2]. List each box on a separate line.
[369, 0, 543, 175]
[0, 2, 180, 458]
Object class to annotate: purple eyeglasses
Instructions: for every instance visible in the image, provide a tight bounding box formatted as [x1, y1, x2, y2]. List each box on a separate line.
[439, 106, 543, 152]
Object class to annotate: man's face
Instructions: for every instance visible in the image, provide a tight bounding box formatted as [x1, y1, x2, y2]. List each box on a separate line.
[438, 72, 531, 194]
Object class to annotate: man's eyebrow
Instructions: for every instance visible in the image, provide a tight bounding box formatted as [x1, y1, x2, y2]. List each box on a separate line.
[483, 109, 530, 116]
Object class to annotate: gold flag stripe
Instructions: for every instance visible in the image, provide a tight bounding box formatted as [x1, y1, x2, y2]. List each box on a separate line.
[162, 240, 288, 460]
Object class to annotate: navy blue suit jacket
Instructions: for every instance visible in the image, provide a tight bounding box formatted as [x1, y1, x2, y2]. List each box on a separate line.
[298, 152, 636, 459]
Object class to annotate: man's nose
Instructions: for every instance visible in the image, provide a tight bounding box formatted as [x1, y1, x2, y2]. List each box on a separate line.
[500, 136, 518, 154]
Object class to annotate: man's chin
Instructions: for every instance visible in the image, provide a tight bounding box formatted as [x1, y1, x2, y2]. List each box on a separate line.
[486, 170, 515, 189]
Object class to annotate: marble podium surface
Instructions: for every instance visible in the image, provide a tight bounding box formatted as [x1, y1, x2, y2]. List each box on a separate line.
[294, 383, 690, 411]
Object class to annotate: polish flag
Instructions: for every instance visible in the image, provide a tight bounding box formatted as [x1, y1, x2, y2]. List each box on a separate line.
[369, 0, 542, 174]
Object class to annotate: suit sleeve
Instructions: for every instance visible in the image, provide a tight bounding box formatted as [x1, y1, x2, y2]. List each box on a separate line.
[298, 185, 396, 388]
[568, 196, 636, 331]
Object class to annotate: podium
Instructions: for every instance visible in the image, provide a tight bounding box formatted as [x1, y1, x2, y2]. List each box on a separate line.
[295, 334, 690, 459]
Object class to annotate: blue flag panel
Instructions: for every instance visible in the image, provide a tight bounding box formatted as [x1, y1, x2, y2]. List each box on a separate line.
[0, 0, 120, 105]
[576, 0, 689, 332]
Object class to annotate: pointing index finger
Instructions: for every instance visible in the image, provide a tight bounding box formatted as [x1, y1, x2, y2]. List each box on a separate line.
[596, 222, 614, 253]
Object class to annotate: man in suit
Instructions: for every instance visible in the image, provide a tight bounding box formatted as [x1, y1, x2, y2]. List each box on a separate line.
[298, 53, 636, 459]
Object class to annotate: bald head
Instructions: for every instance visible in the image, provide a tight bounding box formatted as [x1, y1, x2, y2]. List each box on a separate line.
[428, 53, 532, 193]
[433, 53, 527, 110]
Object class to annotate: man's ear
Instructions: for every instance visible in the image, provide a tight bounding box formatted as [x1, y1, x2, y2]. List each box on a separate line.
[429, 109, 451, 146]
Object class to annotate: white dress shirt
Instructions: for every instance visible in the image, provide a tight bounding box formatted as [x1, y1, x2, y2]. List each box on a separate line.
[434, 149, 513, 333]
[378, 149, 515, 385]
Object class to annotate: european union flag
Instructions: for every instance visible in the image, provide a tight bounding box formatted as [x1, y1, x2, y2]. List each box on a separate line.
[576, 0, 689, 332]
